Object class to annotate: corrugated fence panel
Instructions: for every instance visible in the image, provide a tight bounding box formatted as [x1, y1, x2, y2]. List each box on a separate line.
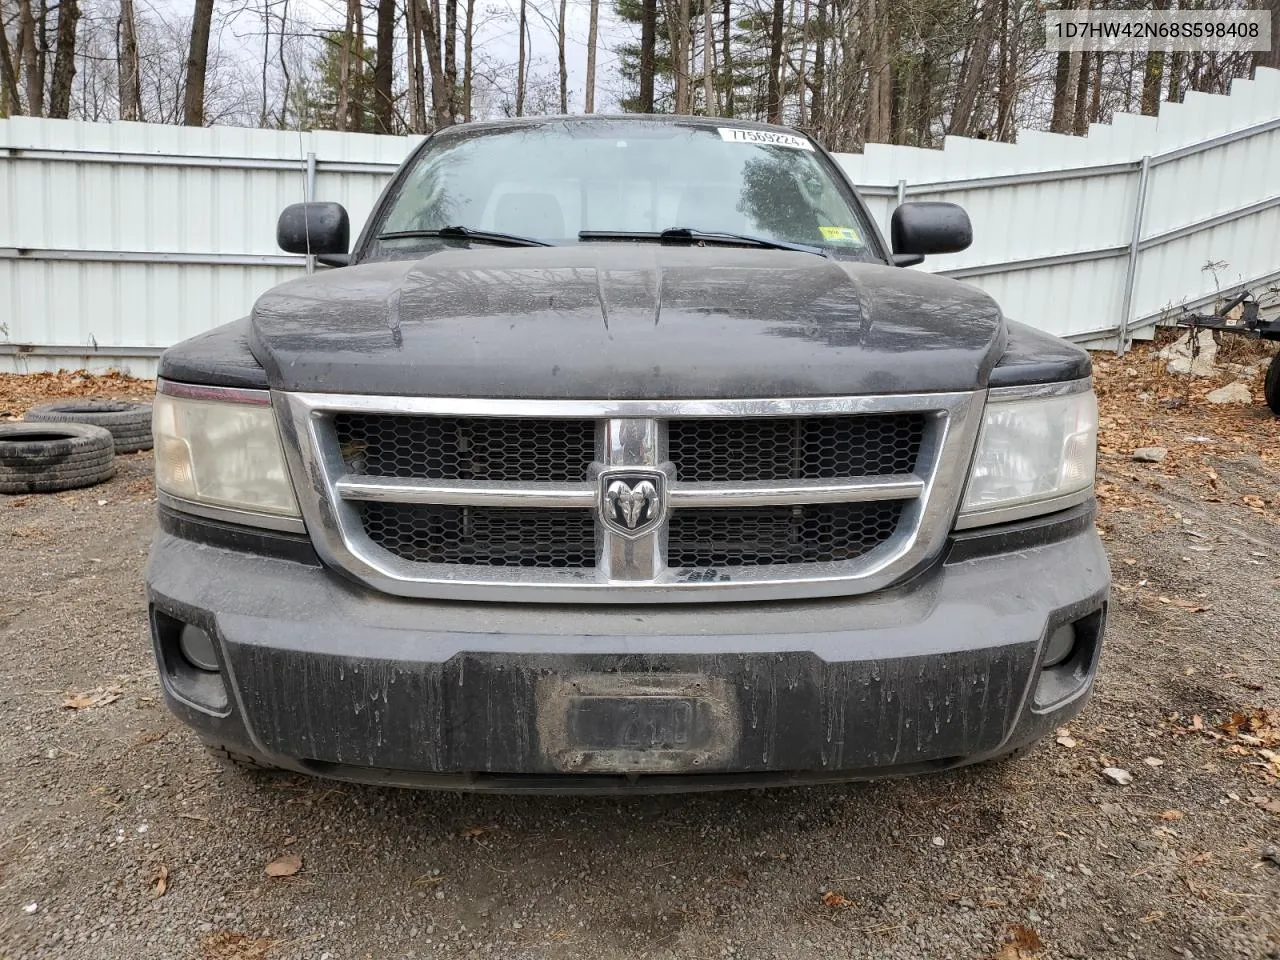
[2, 68, 1278, 374]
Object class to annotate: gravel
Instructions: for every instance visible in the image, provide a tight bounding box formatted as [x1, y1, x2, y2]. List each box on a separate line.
[1, 438, 1278, 959]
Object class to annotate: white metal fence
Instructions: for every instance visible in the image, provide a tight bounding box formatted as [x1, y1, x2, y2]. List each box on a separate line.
[2, 67, 1278, 376]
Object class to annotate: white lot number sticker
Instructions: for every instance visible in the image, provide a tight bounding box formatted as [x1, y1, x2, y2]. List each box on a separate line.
[717, 127, 814, 151]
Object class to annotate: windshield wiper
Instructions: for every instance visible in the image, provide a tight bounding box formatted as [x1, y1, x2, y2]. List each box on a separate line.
[377, 225, 553, 247]
[578, 228, 826, 257]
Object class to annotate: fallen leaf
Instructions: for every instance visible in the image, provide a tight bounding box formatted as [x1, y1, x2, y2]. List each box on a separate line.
[264, 854, 302, 878]
[152, 864, 169, 897]
[820, 890, 854, 908]
[1143, 757, 1165, 767]
[460, 826, 487, 838]
[201, 931, 276, 960]
[60, 685, 124, 710]
[1056, 735, 1078, 748]
[1159, 810, 1185, 821]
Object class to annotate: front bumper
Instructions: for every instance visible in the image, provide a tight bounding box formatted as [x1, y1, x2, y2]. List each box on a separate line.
[146, 508, 1109, 793]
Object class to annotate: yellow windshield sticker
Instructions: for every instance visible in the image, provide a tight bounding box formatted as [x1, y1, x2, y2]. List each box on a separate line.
[819, 226, 862, 243]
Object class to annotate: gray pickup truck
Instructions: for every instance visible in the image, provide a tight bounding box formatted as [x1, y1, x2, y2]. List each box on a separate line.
[146, 116, 1108, 792]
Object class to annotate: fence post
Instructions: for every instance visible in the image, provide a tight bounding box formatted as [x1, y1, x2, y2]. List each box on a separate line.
[304, 151, 317, 275]
[1116, 154, 1151, 355]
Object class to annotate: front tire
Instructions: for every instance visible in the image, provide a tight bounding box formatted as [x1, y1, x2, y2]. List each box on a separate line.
[1265, 354, 1280, 416]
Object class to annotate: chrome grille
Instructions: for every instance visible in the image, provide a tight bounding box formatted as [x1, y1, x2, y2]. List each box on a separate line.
[279, 392, 986, 603]
[359, 503, 596, 568]
[334, 414, 595, 482]
[667, 415, 924, 482]
[667, 502, 904, 567]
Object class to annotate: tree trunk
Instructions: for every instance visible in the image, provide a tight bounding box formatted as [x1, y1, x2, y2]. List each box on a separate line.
[557, 0, 567, 113]
[1073, 40, 1091, 133]
[463, 0, 474, 120]
[117, 0, 141, 121]
[516, 0, 526, 116]
[702, 0, 713, 114]
[1140, 0, 1169, 115]
[995, 0, 1014, 140]
[1049, 51, 1071, 132]
[18, 0, 41, 115]
[418, 0, 448, 127]
[444, 0, 456, 120]
[796, 0, 809, 125]
[407, 0, 425, 130]
[639, 0, 656, 111]
[1090, 50, 1103, 122]
[721, 0, 732, 117]
[948, 0, 995, 136]
[336, 0, 356, 130]
[766, 0, 783, 122]
[374, 0, 395, 133]
[585, 0, 599, 112]
[183, 0, 214, 125]
[0, 18, 22, 115]
[45, 0, 73, 116]
[809, 0, 824, 135]
[1168, 49, 1185, 103]
[865, 0, 893, 143]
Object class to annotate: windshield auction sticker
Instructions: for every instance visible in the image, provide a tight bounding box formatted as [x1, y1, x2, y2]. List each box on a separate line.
[718, 128, 814, 151]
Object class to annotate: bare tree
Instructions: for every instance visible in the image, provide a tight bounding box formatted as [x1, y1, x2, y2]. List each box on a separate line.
[585, 0, 598, 112]
[721, 0, 732, 117]
[462, 0, 474, 119]
[515, 0, 525, 115]
[117, 0, 141, 120]
[444, 0, 456, 119]
[18, 0, 41, 115]
[183, 0, 214, 125]
[46, 0, 77, 116]
[557, 0, 566, 112]
[407, 0, 426, 129]
[949, 0, 995, 135]
[765, 0, 782, 122]
[417, 0, 448, 127]
[373, 0, 395, 132]
[702, 0, 712, 113]
[639, 0, 655, 111]
[1256, 0, 1280, 73]
[0, 15, 22, 113]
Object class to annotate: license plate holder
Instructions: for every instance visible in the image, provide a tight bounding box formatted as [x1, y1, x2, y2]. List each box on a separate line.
[537, 674, 739, 774]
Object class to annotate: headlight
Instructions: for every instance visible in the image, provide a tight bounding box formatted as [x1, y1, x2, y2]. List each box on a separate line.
[153, 384, 300, 521]
[956, 387, 1098, 528]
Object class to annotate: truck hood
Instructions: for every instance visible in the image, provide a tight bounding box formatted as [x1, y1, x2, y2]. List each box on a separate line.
[248, 246, 1006, 398]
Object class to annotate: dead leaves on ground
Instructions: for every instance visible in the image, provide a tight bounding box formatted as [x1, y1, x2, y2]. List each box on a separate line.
[201, 931, 276, 960]
[820, 890, 854, 908]
[0, 370, 154, 421]
[990, 923, 1044, 959]
[264, 853, 303, 878]
[152, 864, 170, 898]
[61, 686, 123, 710]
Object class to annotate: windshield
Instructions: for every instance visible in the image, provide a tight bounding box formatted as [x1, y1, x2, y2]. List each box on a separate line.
[368, 121, 881, 262]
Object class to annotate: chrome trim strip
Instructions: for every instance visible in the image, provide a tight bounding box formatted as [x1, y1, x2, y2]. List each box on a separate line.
[986, 377, 1092, 402]
[157, 379, 272, 406]
[283, 391, 965, 418]
[668, 475, 924, 507]
[334, 477, 596, 507]
[157, 490, 307, 533]
[952, 488, 1095, 531]
[597, 419, 666, 580]
[276, 390, 986, 603]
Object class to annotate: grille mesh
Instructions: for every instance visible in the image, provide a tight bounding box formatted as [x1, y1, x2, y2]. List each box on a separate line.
[358, 502, 596, 568]
[666, 502, 903, 567]
[334, 415, 595, 483]
[667, 415, 924, 482]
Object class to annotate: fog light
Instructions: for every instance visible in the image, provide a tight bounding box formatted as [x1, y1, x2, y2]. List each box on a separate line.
[178, 625, 220, 672]
[1042, 624, 1076, 668]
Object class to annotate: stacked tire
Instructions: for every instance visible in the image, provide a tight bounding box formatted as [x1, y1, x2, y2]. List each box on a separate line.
[0, 423, 117, 494]
[24, 400, 154, 454]
[0, 399, 152, 495]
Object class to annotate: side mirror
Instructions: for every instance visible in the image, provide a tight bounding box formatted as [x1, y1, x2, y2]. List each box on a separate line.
[277, 202, 350, 265]
[889, 201, 972, 266]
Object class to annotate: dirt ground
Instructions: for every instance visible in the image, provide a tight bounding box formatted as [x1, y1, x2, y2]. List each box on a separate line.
[0, 342, 1277, 960]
